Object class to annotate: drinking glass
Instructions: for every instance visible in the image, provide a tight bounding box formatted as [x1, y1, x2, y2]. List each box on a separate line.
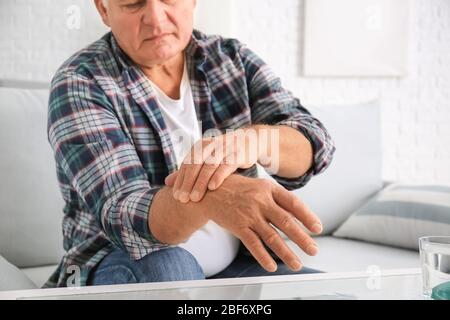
[419, 236, 450, 300]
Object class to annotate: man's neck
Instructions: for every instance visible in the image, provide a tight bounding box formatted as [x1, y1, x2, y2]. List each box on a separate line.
[141, 52, 185, 99]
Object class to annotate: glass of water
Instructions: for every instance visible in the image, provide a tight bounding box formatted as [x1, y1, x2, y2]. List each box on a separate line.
[419, 236, 450, 300]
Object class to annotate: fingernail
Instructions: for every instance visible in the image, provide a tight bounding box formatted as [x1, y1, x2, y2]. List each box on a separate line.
[311, 223, 323, 234]
[306, 244, 318, 256]
[267, 262, 277, 272]
[173, 190, 180, 200]
[190, 191, 201, 202]
[290, 260, 302, 271]
[179, 192, 190, 203]
[208, 182, 216, 190]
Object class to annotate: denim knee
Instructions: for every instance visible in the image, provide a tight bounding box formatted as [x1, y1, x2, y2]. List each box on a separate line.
[134, 247, 205, 282]
[89, 246, 205, 286]
[90, 264, 138, 286]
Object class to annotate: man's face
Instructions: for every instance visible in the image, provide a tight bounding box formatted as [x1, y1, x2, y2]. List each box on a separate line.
[96, 0, 196, 67]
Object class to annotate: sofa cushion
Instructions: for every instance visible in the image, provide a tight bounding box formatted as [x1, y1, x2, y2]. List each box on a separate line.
[20, 265, 58, 289]
[258, 100, 383, 234]
[286, 236, 419, 273]
[0, 87, 64, 268]
[0, 255, 37, 291]
[333, 183, 450, 250]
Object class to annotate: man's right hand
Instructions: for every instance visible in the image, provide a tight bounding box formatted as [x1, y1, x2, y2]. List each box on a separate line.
[202, 174, 323, 272]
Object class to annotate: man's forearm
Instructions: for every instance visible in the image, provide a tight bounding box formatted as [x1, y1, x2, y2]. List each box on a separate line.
[253, 124, 313, 178]
[149, 186, 210, 245]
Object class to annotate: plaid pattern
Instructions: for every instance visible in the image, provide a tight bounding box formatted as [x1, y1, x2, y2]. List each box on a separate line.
[45, 30, 335, 288]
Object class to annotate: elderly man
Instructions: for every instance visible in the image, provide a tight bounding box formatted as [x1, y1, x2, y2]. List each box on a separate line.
[45, 0, 335, 288]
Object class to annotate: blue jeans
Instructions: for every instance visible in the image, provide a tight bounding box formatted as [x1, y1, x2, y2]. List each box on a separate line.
[88, 244, 320, 286]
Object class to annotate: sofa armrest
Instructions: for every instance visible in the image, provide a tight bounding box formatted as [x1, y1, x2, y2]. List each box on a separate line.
[0, 256, 37, 291]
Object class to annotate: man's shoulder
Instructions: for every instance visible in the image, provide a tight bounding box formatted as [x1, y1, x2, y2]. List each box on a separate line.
[192, 29, 244, 61]
[52, 32, 116, 83]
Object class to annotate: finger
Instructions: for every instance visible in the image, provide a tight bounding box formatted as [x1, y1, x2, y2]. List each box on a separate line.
[189, 163, 220, 202]
[238, 229, 278, 272]
[208, 163, 239, 191]
[165, 171, 179, 187]
[189, 141, 232, 201]
[207, 150, 239, 191]
[271, 183, 323, 234]
[176, 163, 204, 203]
[254, 221, 303, 271]
[267, 206, 318, 257]
[172, 165, 186, 200]
[188, 141, 235, 199]
[176, 139, 220, 203]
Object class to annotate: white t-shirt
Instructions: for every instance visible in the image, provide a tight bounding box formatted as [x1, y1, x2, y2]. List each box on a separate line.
[147, 62, 240, 277]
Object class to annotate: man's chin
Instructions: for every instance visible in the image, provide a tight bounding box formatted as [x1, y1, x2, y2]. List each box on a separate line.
[136, 50, 178, 67]
[144, 33, 172, 42]
[140, 39, 174, 54]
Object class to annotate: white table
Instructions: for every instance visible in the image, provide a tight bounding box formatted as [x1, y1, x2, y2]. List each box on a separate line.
[0, 268, 424, 300]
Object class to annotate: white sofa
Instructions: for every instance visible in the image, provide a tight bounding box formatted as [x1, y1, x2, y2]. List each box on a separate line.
[260, 100, 419, 273]
[0, 80, 419, 291]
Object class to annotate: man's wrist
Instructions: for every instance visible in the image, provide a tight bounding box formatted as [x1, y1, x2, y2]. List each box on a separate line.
[149, 186, 210, 244]
[249, 124, 275, 169]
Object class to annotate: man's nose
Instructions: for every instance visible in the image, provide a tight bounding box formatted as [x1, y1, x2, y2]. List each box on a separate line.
[142, 0, 167, 29]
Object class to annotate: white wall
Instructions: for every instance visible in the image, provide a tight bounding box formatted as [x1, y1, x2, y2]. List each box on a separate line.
[0, 0, 108, 81]
[231, 0, 450, 184]
[0, 0, 449, 184]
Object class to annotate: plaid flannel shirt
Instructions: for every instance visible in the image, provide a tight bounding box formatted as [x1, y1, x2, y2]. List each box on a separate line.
[45, 30, 335, 288]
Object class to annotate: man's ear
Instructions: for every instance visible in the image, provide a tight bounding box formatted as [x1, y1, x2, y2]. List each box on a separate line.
[94, 0, 111, 27]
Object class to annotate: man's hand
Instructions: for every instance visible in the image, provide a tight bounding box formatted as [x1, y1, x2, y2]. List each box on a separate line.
[166, 128, 261, 203]
[201, 174, 323, 272]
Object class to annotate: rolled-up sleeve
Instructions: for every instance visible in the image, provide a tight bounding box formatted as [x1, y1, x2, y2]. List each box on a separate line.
[47, 72, 169, 260]
[239, 44, 335, 190]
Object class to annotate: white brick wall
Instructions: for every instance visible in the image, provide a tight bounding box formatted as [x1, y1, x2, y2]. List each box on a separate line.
[233, 0, 450, 184]
[0, 0, 449, 183]
[0, 0, 108, 81]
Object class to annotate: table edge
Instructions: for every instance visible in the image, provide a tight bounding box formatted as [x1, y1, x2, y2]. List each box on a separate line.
[0, 268, 422, 300]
